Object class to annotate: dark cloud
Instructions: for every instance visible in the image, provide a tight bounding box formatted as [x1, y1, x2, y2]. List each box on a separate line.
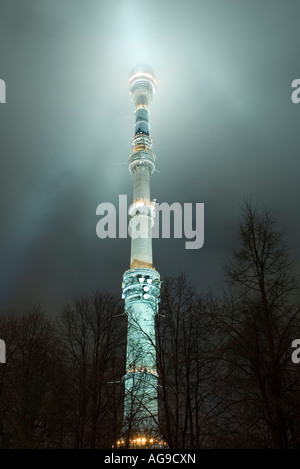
[0, 0, 299, 314]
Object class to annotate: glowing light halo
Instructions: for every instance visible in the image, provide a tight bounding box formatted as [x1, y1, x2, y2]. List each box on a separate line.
[129, 71, 157, 89]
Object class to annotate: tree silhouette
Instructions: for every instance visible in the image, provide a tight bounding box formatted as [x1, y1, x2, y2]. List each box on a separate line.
[208, 201, 300, 448]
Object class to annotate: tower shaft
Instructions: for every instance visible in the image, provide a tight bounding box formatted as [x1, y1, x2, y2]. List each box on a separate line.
[121, 67, 161, 446]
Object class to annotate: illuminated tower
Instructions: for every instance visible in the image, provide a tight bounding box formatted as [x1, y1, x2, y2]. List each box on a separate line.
[120, 66, 162, 447]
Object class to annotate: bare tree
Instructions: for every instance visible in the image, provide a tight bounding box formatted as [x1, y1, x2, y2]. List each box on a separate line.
[57, 291, 125, 448]
[0, 306, 62, 448]
[156, 274, 223, 449]
[209, 201, 300, 448]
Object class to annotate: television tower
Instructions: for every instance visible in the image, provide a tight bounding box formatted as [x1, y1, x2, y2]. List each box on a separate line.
[119, 65, 163, 448]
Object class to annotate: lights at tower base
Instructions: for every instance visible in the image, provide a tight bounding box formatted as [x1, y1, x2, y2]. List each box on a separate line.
[115, 436, 168, 448]
[126, 367, 158, 376]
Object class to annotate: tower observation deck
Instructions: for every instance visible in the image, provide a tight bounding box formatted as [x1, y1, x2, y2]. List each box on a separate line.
[119, 66, 165, 448]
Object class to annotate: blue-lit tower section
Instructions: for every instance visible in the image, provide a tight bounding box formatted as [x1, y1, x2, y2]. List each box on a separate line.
[121, 66, 161, 446]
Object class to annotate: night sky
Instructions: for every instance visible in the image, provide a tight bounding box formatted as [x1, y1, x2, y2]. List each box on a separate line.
[0, 0, 299, 315]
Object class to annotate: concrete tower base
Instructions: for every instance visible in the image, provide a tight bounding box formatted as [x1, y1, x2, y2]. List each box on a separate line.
[120, 268, 162, 446]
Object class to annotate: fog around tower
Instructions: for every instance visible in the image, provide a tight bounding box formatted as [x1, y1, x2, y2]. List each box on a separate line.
[0, 0, 299, 314]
